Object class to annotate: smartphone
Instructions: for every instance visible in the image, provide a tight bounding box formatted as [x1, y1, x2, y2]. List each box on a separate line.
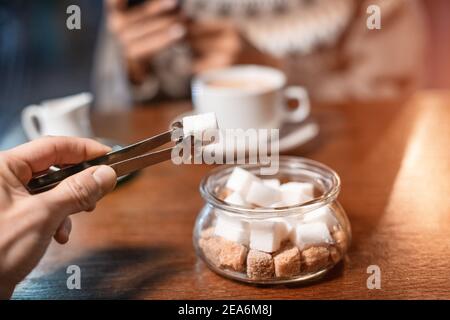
[127, 0, 146, 8]
[127, 0, 181, 9]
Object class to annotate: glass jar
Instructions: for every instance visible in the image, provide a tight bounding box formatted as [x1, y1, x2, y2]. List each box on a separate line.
[193, 156, 351, 284]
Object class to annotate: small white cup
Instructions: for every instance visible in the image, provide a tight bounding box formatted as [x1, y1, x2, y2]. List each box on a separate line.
[21, 92, 93, 140]
[192, 65, 310, 129]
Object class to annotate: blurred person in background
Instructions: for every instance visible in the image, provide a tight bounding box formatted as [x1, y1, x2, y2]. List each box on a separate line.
[0, 0, 426, 149]
[95, 0, 426, 110]
[94, 0, 242, 109]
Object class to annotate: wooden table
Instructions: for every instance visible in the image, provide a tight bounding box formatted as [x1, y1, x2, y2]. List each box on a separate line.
[12, 91, 450, 299]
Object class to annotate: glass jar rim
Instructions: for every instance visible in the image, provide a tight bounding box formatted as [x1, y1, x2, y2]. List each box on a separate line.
[199, 156, 341, 219]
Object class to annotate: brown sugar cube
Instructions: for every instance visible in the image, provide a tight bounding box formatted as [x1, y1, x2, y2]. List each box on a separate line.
[199, 236, 247, 272]
[273, 243, 301, 278]
[301, 246, 330, 273]
[332, 229, 348, 253]
[199, 237, 222, 267]
[329, 246, 341, 264]
[219, 240, 248, 272]
[247, 249, 275, 280]
[200, 227, 215, 240]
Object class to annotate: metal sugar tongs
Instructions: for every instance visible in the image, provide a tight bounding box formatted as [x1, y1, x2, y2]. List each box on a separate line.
[27, 122, 189, 194]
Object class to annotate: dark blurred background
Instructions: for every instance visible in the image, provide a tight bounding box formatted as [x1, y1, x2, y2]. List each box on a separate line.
[0, 0, 102, 142]
[0, 0, 449, 148]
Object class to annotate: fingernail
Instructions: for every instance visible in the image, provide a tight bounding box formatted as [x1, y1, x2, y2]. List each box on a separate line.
[170, 24, 186, 39]
[161, 0, 177, 10]
[63, 219, 72, 238]
[92, 165, 117, 193]
[64, 220, 71, 233]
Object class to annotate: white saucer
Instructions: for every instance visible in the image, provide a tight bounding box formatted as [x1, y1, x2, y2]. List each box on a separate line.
[171, 111, 319, 153]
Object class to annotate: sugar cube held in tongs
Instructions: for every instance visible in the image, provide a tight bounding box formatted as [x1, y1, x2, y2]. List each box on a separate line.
[26, 113, 219, 194]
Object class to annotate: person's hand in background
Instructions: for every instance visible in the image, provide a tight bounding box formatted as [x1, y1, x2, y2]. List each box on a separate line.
[188, 19, 242, 74]
[106, 0, 186, 84]
[0, 137, 117, 299]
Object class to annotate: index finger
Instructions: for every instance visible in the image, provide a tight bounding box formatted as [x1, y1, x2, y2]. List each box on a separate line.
[6, 136, 111, 182]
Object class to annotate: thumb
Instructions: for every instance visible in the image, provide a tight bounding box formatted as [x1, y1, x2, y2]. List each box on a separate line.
[36, 165, 117, 221]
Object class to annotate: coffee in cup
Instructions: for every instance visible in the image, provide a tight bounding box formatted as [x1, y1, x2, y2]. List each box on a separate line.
[192, 65, 310, 130]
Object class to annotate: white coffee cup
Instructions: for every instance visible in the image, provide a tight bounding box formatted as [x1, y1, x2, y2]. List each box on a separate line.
[191, 65, 310, 129]
[21, 92, 93, 140]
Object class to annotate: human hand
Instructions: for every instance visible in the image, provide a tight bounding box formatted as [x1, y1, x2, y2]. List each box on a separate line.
[188, 19, 242, 74]
[0, 137, 117, 299]
[106, 0, 186, 83]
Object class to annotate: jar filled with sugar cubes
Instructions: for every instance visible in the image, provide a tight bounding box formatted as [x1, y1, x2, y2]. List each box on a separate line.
[193, 156, 351, 284]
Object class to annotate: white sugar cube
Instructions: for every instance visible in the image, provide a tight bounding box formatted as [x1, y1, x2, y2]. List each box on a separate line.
[224, 192, 249, 207]
[291, 222, 333, 250]
[214, 211, 249, 245]
[262, 179, 281, 189]
[182, 112, 218, 138]
[272, 217, 294, 235]
[246, 180, 282, 208]
[303, 206, 338, 230]
[280, 182, 314, 206]
[249, 220, 290, 253]
[225, 167, 259, 197]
